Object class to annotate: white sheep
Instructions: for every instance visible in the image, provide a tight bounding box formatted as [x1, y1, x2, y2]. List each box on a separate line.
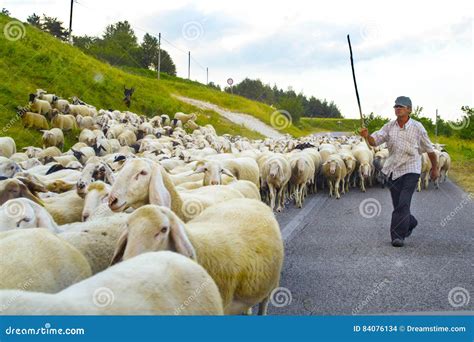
[261, 154, 291, 212]
[117, 129, 137, 146]
[59, 214, 129, 274]
[111, 198, 283, 315]
[174, 112, 197, 124]
[36, 89, 56, 103]
[108, 158, 244, 222]
[0, 228, 91, 293]
[17, 108, 49, 130]
[0, 157, 20, 178]
[51, 110, 77, 131]
[28, 93, 51, 116]
[81, 181, 114, 221]
[79, 129, 97, 146]
[51, 96, 70, 113]
[321, 154, 347, 199]
[418, 152, 433, 191]
[68, 104, 94, 117]
[338, 150, 357, 192]
[42, 190, 84, 224]
[0, 251, 223, 315]
[0, 178, 45, 206]
[41, 128, 64, 150]
[288, 153, 315, 208]
[0, 137, 16, 158]
[438, 151, 451, 184]
[0, 198, 59, 232]
[352, 144, 373, 192]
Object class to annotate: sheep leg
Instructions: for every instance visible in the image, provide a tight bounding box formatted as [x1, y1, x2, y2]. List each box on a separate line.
[335, 178, 341, 199]
[258, 296, 270, 316]
[360, 174, 366, 192]
[328, 179, 333, 197]
[340, 178, 345, 194]
[269, 185, 276, 211]
[417, 177, 421, 192]
[276, 187, 285, 212]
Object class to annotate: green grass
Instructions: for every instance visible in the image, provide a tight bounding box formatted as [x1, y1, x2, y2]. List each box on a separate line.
[0, 13, 333, 149]
[300, 117, 361, 133]
[433, 136, 474, 193]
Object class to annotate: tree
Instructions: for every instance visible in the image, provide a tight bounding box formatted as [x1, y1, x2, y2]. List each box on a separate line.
[41, 14, 68, 41]
[1, 8, 10, 16]
[98, 21, 140, 67]
[140, 33, 158, 69]
[208, 82, 221, 91]
[26, 13, 41, 28]
[278, 95, 304, 123]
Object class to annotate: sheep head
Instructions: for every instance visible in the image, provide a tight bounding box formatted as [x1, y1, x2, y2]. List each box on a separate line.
[110, 205, 196, 265]
[0, 178, 44, 206]
[193, 160, 234, 186]
[108, 159, 171, 212]
[0, 157, 21, 178]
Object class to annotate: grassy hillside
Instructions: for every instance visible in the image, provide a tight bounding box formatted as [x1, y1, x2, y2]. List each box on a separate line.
[0, 13, 331, 149]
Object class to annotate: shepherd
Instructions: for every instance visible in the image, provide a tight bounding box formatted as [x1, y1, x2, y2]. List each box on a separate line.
[123, 86, 135, 108]
[360, 96, 439, 247]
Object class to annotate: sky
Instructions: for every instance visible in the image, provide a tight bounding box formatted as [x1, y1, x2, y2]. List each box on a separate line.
[4, 0, 473, 120]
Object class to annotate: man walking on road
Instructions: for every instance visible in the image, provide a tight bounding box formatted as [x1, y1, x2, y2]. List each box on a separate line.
[360, 96, 439, 247]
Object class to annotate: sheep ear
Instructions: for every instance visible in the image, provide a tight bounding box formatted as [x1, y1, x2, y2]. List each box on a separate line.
[18, 182, 44, 206]
[169, 215, 196, 260]
[148, 163, 171, 207]
[194, 160, 205, 169]
[32, 204, 56, 231]
[221, 168, 235, 178]
[110, 229, 128, 265]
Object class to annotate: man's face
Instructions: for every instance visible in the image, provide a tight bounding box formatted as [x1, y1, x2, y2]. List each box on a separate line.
[394, 105, 411, 118]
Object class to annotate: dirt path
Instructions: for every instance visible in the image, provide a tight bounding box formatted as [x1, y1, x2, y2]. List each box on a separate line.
[173, 95, 284, 139]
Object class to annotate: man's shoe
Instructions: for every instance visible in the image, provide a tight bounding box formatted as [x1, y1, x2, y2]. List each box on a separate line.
[406, 217, 418, 238]
[392, 238, 404, 247]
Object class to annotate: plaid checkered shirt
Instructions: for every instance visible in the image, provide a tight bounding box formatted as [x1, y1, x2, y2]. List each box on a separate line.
[371, 118, 434, 180]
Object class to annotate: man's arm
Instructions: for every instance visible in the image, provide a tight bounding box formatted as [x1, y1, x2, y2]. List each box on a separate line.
[360, 128, 377, 146]
[360, 126, 387, 147]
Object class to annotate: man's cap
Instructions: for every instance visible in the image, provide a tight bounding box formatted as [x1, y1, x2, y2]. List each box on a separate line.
[394, 96, 412, 108]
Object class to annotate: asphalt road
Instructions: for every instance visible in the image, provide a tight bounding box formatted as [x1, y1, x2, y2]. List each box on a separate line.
[266, 179, 474, 315]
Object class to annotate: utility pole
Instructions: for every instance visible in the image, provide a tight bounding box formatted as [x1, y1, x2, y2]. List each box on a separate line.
[206, 67, 208, 85]
[435, 108, 439, 142]
[157, 33, 161, 80]
[188, 51, 191, 80]
[68, 0, 74, 44]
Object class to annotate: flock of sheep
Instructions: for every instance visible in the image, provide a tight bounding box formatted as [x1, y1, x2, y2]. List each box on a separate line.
[0, 88, 452, 315]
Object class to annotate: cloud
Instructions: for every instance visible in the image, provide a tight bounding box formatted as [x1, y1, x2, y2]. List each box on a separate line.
[4, 0, 472, 120]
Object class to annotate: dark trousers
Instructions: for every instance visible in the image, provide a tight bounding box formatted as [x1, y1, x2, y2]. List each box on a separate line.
[386, 173, 420, 241]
